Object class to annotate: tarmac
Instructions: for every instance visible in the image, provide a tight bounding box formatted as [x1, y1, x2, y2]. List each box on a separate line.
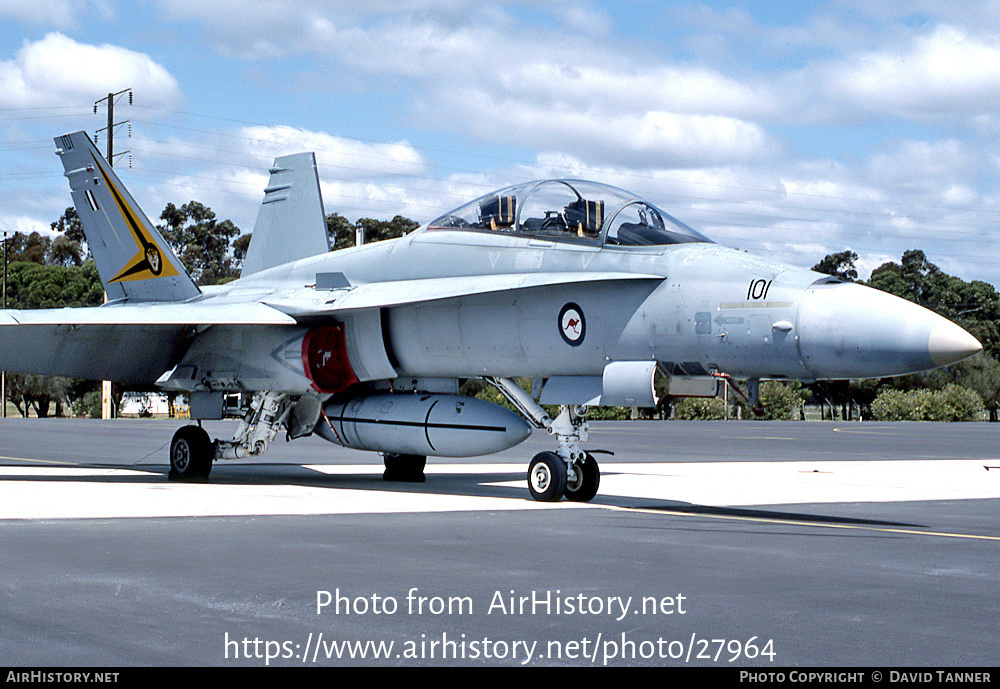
[1, 418, 998, 666]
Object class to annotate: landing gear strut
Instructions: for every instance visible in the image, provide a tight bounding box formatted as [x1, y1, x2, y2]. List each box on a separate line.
[487, 377, 601, 503]
[215, 391, 293, 459]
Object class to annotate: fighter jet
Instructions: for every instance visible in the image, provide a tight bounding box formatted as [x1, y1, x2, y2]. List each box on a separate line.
[0, 131, 983, 502]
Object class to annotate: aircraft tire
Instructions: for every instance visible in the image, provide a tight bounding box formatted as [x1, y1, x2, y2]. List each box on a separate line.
[564, 453, 600, 503]
[383, 453, 427, 482]
[169, 425, 213, 482]
[527, 451, 567, 502]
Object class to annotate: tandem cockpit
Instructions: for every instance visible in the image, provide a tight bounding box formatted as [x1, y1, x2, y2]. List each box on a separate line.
[427, 179, 712, 248]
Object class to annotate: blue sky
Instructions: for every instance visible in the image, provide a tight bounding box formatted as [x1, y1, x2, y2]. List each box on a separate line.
[2, 1, 1000, 286]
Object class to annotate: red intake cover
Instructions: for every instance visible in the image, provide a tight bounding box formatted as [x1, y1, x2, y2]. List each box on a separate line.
[301, 324, 359, 394]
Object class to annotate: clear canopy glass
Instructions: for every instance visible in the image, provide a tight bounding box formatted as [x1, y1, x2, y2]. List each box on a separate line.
[428, 179, 711, 247]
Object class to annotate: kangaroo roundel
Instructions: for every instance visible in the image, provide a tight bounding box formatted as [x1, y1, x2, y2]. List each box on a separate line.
[559, 303, 586, 346]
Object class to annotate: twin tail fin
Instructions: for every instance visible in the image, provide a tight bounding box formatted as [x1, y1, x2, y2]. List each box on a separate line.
[54, 131, 200, 302]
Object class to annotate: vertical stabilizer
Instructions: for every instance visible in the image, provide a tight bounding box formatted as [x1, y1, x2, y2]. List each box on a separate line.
[54, 131, 200, 302]
[242, 152, 330, 276]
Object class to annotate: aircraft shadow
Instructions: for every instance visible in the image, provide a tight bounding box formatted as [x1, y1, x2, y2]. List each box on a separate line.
[0, 461, 926, 531]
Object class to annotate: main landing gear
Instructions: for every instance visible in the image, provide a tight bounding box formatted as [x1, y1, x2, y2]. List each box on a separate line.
[168, 425, 213, 481]
[487, 377, 601, 503]
[382, 453, 427, 482]
[168, 391, 294, 482]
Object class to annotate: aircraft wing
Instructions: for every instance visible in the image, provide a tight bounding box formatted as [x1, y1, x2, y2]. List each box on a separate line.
[0, 301, 296, 326]
[0, 302, 296, 384]
[264, 271, 665, 317]
[0, 272, 662, 384]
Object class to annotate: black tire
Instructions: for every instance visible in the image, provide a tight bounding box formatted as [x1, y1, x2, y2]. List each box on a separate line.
[383, 453, 427, 482]
[564, 453, 600, 502]
[169, 425, 213, 482]
[527, 451, 567, 502]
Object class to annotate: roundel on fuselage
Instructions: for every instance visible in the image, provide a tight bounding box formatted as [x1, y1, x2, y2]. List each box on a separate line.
[559, 303, 586, 346]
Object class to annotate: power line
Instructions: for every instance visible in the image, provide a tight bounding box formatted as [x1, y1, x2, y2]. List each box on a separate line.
[6, 105, 1000, 226]
[125, 105, 1000, 219]
[6, 105, 1000, 276]
[5, 101, 1000, 220]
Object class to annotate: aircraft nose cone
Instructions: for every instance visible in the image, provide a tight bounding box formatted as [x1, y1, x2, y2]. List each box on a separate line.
[929, 320, 982, 366]
[797, 282, 981, 379]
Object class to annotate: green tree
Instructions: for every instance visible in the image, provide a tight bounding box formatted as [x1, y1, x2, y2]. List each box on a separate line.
[327, 213, 355, 251]
[48, 235, 83, 267]
[1, 258, 102, 417]
[812, 250, 858, 281]
[50, 207, 87, 261]
[232, 234, 252, 267]
[5, 231, 51, 264]
[4, 260, 103, 309]
[4, 373, 71, 418]
[867, 252, 1000, 352]
[328, 213, 418, 250]
[864, 250, 1000, 410]
[736, 381, 806, 420]
[158, 201, 241, 285]
[673, 397, 727, 420]
[870, 385, 982, 422]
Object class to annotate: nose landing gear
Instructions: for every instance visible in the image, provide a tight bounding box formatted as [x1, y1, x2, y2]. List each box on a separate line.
[487, 377, 602, 503]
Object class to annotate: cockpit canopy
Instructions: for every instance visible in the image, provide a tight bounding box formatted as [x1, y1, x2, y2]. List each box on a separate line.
[428, 179, 711, 247]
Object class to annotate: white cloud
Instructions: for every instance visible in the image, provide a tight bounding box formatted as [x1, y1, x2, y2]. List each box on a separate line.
[0, 213, 53, 237]
[0, 0, 115, 27]
[234, 125, 431, 180]
[866, 139, 977, 195]
[5, 4, 1000, 286]
[0, 0, 77, 28]
[818, 25, 1000, 118]
[150, 4, 780, 167]
[125, 124, 437, 230]
[552, 4, 611, 38]
[158, 0, 348, 59]
[506, 62, 772, 119]
[428, 88, 776, 169]
[0, 33, 183, 109]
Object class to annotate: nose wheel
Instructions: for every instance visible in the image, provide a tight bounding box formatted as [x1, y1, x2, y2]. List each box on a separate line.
[528, 452, 567, 501]
[564, 452, 600, 502]
[527, 451, 600, 502]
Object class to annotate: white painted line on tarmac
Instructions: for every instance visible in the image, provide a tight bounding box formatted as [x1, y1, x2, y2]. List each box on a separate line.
[0, 459, 995, 520]
[0, 464, 580, 520]
[493, 459, 1000, 506]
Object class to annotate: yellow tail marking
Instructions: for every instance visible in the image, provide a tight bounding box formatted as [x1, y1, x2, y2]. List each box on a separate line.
[93, 155, 179, 283]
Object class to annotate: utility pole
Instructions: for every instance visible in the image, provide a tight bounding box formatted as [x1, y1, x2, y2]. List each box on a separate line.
[2, 231, 6, 418]
[94, 88, 132, 419]
[94, 89, 132, 168]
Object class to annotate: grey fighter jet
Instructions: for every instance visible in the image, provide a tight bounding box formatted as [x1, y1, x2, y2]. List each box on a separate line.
[0, 131, 983, 502]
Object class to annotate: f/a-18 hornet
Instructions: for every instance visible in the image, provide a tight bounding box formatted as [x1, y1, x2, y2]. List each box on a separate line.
[0, 131, 982, 501]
